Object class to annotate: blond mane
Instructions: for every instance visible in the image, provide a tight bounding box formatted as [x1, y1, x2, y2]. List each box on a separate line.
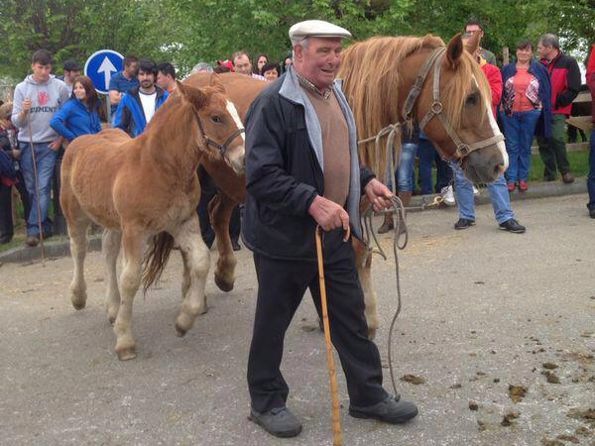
[339, 34, 491, 174]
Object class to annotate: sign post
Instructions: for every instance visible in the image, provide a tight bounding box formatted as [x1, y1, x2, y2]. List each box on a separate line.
[84, 49, 124, 126]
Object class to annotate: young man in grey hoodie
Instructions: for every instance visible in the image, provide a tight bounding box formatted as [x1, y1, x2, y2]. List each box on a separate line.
[12, 49, 70, 247]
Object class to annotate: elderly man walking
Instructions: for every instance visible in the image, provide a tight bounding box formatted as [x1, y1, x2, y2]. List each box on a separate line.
[243, 20, 418, 438]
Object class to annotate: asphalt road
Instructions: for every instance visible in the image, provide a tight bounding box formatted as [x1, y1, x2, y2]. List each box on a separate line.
[1, 194, 593, 446]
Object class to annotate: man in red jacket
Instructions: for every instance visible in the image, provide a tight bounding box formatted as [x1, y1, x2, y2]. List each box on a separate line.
[536, 34, 581, 183]
[448, 34, 525, 234]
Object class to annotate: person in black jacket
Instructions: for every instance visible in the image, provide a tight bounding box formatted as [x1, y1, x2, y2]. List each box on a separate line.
[243, 20, 418, 439]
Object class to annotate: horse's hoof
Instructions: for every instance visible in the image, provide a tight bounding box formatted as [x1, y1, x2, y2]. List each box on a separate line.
[116, 347, 136, 361]
[108, 315, 116, 325]
[214, 274, 234, 292]
[367, 328, 377, 340]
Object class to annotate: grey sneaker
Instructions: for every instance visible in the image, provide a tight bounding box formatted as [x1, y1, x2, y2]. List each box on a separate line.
[349, 395, 418, 424]
[248, 406, 302, 438]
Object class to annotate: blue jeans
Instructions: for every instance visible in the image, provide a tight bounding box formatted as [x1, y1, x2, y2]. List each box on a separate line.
[418, 137, 452, 194]
[501, 109, 541, 182]
[397, 142, 417, 192]
[385, 142, 417, 192]
[19, 142, 58, 236]
[450, 162, 514, 224]
[588, 129, 595, 211]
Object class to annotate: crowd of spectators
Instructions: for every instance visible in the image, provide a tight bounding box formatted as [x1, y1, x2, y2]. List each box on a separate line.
[0, 30, 593, 247]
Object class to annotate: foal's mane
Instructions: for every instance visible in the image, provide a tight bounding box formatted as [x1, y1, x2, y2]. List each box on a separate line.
[339, 35, 491, 172]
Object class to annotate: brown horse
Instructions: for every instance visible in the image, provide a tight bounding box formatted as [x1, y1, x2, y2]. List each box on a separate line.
[185, 33, 508, 337]
[60, 80, 245, 360]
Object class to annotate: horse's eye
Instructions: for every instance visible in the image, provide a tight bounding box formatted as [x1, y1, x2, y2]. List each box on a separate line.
[465, 94, 478, 106]
[211, 115, 222, 123]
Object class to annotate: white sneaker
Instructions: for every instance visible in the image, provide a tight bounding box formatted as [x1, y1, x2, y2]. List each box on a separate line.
[441, 185, 456, 206]
[473, 186, 480, 197]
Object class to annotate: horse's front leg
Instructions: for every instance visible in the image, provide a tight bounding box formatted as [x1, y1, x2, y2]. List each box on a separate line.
[113, 227, 145, 360]
[209, 193, 237, 292]
[353, 237, 378, 340]
[172, 216, 210, 336]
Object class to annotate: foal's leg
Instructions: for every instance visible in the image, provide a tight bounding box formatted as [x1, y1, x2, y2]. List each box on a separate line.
[209, 193, 237, 292]
[102, 229, 122, 324]
[113, 228, 145, 360]
[353, 238, 378, 340]
[67, 217, 91, 310]
[172, 216, 210, 337]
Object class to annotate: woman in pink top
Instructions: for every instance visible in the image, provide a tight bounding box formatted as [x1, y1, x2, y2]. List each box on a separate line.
[501, 39, 552, 191]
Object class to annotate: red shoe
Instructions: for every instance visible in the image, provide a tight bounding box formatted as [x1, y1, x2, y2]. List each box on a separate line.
[518, 180, 528, 191]
[507, 181, 516, 192]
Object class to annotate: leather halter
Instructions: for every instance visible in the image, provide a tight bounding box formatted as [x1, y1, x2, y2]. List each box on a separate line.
[195, 112, 245, 156]
[401, 47, 504, 159]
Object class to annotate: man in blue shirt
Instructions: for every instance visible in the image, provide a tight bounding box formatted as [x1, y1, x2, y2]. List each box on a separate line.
[113, 59, 168, 137]
[108, 55, 139, 114]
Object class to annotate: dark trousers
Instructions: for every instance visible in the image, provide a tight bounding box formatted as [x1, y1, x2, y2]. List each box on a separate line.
[196, 166, 240, 248]
[0, 182, 12, 241]
[0, 171, 30, 242]
[537, 113, 571, 179]
[247, 230, 387, 413]
[588, 129, 595, 211]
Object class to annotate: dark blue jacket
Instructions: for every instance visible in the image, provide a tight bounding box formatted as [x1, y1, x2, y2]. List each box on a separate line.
[501, 59, 552, 138]
[50, 98, 101, 141]
[243, 68, 374, 260]
[113, 87, 168, 137]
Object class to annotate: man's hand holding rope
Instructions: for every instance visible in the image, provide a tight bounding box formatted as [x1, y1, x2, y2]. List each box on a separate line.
[364, 178, 393, 212]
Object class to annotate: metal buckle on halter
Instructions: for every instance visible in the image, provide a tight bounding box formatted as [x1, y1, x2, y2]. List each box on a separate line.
[457, 144, 471, 157]
[430, 101, 443, 115]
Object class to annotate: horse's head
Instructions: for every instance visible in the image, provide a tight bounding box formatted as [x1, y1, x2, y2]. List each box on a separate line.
[176, 79, 245, 175]
[415, 33, 507, 183]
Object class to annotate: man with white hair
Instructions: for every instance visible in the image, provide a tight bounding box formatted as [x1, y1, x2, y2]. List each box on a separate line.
[243, 19, 418, 438]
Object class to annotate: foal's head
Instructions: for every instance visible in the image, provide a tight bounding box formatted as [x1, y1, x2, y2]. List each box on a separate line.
[176, 79, 245, 175]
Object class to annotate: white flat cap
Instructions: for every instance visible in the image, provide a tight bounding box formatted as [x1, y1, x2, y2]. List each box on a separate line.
[289, 20, 352, 41]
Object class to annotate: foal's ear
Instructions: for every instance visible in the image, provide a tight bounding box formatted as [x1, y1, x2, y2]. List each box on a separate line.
[446, 33, 464, 69]
[208, 73, 227, 94]
[177, 81, 208, 110]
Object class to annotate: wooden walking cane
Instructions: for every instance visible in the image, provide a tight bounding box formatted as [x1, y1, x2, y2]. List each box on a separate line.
[27, 120, 45, 264]
[315, 225, 350, 446]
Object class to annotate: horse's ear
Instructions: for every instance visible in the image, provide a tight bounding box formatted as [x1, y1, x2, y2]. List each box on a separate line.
[208, 73, 226, 94]
[446, 33, 464, 69]
[175, 80, 187, 97]
[463, 31, 481, 56]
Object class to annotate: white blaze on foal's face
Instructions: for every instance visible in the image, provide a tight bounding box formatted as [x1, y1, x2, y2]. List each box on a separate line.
[224, 100, 245, 175]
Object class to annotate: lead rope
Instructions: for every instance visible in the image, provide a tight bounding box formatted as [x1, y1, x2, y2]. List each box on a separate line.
[359, 122, 408, 398]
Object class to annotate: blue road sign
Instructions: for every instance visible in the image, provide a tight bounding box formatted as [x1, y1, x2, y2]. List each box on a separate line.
[84, 50, 124, 95]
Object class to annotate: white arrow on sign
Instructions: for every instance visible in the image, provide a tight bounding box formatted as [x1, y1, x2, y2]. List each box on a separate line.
[97, 56, 117, 89]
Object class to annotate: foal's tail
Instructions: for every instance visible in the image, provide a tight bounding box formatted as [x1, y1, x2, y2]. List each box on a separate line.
[142, 232, 175, 293]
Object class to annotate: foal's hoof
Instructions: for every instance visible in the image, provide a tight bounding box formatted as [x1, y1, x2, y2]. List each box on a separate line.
[71, 299, 86, 310]
[215, 274, 234, 292]
[116, 347, 137, 361]
[175, 324, 187, 337]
